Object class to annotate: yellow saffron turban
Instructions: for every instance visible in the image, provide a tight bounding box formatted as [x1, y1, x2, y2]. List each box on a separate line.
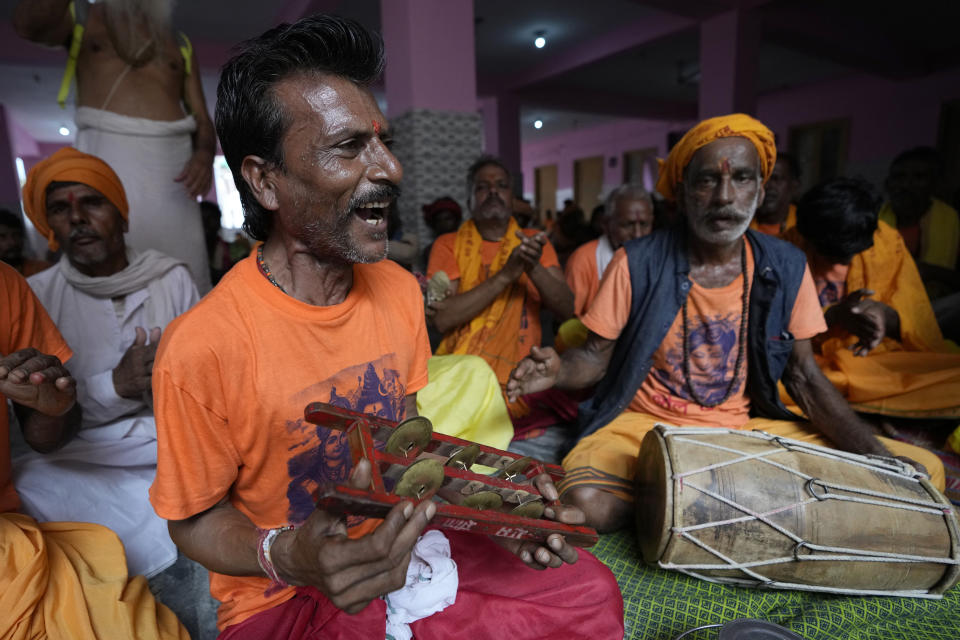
[655, 113, 777, 202]
[22, 147, 129, 250]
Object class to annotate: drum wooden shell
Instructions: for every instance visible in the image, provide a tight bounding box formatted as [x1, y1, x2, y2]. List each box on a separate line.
[636, 426, 960, 595]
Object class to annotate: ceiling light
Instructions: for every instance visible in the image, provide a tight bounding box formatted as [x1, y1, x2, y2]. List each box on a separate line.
[534, 119, 543, 129]
[534, 30, 546, 49]
[58, 126, 70, 136]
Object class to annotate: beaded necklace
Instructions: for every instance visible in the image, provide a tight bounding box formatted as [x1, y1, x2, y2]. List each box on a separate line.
[256, 244, 286, 293]
[681, 239, 749, 408]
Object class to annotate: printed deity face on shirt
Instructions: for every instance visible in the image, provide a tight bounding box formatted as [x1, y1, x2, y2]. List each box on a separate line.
[679, 137, 764, 246]
[268, 73, 403, 264]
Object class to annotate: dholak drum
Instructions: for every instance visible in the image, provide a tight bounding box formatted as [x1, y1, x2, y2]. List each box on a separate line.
[636, 425, 960, 597]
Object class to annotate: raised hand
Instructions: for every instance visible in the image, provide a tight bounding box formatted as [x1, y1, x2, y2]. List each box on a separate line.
[271, 459, 436, 614]
[506, 345, 561, 402]
[0, 348, 76, 416]
[113, 326, 162, 398]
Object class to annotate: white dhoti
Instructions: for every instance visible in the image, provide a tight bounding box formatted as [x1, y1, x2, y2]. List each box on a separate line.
[12, 414, 178, 578]
[75, 106, 212, 294]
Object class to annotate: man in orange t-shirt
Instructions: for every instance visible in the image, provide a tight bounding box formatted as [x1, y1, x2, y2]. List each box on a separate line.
[3, 263, 187, 638]
[508, 114, 943, 533]
[426, 157, 574, 416]
[1, 261, 77, 514]
[565, 183, 654, 317]
[149, 17, 622, 639]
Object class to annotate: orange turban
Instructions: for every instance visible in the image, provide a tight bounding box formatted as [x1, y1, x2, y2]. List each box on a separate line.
[655, 113, 776, 202]
[22, 147, 129, 250]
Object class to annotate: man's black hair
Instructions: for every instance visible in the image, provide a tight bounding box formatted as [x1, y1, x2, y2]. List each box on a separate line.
[216, 15, 385, 241]
[777, 152, 800, 180]
[465, 155, 512, 208]
[889, 146, 943, 174]
[796, 177, 881, 260]
[0, 208, 24, 229]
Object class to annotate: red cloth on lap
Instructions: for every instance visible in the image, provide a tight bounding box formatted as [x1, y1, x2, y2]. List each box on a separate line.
[219, 531, 624, 639]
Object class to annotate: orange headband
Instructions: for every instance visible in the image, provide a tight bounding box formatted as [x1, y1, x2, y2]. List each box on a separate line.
[22, 147, 129, 250]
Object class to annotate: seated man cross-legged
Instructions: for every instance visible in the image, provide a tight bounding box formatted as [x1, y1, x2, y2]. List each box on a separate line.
[783, 177, 960, 421]
[149, 16, 623, 639]
[507, 114, 944, 533]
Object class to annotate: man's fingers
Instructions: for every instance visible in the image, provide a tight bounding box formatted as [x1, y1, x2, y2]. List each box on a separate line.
[545, 533, 579, 565]
[133, 326, 148, 346]
[29, 365, 70, 385]
[532, 472, 559, 501]
[348, 458, 373, 490]
[0, 349, 39, 378]
[54, 375, 77, 391]
[149, 327, 163, 344]
[543, 503, 587, 525]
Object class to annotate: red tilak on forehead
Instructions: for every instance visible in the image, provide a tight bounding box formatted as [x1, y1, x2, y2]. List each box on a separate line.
[66, 191, 76, 203]
[720, 158, 731, 173]
[373, 120, 381, 135]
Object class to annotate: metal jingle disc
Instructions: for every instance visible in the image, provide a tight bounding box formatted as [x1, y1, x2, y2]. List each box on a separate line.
[394, 459, 445, 499]
[499, 456, 533, 480]
[462, 491, 504, 510]
[445, 444, 480, 470]
[510, 500, 545, 519]
[385, 416, 433, 457]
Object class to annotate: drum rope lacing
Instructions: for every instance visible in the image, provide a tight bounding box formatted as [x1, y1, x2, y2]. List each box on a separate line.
[655, 427, 959, 599]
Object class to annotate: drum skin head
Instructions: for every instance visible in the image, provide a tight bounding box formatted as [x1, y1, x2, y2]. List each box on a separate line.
[718, 619, 805, 640]
[636, 428, 672, 563]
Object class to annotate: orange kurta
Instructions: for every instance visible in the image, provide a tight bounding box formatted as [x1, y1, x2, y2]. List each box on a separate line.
[783, 222, 960, 418]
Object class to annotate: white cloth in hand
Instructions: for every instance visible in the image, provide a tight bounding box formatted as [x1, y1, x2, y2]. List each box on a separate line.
[384, 530, 458, 640]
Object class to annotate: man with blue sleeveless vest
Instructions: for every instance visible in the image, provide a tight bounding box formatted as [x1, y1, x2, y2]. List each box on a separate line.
[507, 114, 944, 532]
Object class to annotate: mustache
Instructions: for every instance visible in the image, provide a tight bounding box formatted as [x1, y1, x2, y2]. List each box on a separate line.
[350, 184, 401, 210]
[69, 228, 100, 241]
[705, 206, 748, 219]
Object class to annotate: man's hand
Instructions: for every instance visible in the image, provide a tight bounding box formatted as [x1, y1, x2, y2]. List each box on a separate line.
[825, 289, 898, 356]
[0, 348, 76, 416]
[113, 327, 162, 399]
[493, 473, 582, 570]
[174, 149, 214, 199]
[512, 230, 547, 271]
[507, 346, 561, 402]
[272, 459, 436, 614]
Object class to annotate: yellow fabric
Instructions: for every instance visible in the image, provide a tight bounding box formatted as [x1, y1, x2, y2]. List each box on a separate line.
[878, 198, 960, 270]
[0, 513, 188, 639]
[656, 113, 777, 202]
[23, 147, 129, 251]
[750, 203, 797, 235]
[57, 1, 84, 109]
[555, 317, 589, 353]
[560, 411, 945, 501]
[435, 218, 526, 386]
[783, 222, 960, 418]
[417, 354, 512, 451]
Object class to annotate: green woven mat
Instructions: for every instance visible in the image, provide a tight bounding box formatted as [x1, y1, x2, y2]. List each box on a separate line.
[590, 530, 960, 640]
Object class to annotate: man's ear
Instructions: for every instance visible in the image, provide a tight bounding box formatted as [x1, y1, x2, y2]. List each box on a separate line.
[241, 155, 281, 212]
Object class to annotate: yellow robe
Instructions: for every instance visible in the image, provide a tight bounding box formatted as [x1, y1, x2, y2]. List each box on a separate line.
[0, 513, 188, 639]
[878, 198, 959, 270]
[783, 222, 960, 418]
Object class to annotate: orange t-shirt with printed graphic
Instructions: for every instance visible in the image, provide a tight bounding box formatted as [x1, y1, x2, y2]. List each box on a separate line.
[149, 256, 430, 631]
[582, 244, 826, 427]
[1, 262, 72, 513]
[427, 229, 560, 357]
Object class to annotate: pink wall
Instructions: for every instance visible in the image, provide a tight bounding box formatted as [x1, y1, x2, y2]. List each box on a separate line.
[521, 116, 694, 202]
[381, 0, 477, 116]
[758, 67, 960, 186]
[524, 67, 960, 206]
